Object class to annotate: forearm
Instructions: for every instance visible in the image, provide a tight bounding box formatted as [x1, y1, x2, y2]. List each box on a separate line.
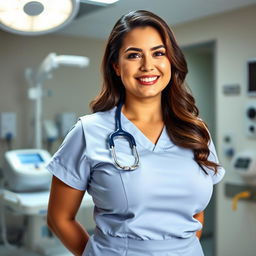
[48, 219, 90, 256]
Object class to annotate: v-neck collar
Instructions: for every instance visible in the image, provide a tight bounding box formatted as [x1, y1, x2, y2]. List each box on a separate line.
[109, 107, 174, 152]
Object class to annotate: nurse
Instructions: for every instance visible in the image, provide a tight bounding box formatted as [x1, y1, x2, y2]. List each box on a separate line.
[47, 10, 225, 256]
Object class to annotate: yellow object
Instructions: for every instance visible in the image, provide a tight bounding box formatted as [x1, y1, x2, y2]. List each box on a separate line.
[232, 191, 251, 211]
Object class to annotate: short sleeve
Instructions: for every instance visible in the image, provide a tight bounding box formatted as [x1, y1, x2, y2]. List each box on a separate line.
[46, 119, 90, 191]
[208, 137, 226, 185]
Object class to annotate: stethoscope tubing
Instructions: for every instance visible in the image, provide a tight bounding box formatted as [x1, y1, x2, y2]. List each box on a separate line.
[108, 100, 139, 171]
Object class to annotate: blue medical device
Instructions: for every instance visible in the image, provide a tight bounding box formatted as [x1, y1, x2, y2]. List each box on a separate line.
[108, 101, 139, 170]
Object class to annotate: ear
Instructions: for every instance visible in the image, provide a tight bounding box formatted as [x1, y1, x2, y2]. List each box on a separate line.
[112, 63, 120, 76]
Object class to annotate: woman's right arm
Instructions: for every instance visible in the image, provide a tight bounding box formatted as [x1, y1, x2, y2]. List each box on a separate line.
[47, 176, 90, 256]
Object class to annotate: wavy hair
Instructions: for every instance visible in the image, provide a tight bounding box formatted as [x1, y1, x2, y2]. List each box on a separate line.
[90, 10, 220, 174]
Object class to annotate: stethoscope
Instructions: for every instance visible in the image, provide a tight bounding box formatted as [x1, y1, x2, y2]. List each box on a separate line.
[108, 100, 140, 171]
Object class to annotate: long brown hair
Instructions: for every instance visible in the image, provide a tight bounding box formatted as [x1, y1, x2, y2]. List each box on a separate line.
[90, 10, 220, 174]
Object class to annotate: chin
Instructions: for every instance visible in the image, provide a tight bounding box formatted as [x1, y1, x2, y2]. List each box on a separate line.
[138, 93, 161, 99]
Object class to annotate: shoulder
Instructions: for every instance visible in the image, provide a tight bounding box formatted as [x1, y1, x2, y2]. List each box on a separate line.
[78, 108, 116, 138]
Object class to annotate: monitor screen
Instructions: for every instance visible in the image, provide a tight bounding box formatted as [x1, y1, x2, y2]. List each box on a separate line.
[248, 61, 256, 93]
[17, 153, 44, 164]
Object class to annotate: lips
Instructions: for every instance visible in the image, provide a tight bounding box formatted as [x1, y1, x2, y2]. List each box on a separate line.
[136, 75, 160, 85]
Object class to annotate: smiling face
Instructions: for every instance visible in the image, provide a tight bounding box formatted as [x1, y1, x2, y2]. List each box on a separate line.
[113, 26, 171, 102]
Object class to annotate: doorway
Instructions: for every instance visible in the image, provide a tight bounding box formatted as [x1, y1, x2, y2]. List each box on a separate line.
[182, 41, 216, 256]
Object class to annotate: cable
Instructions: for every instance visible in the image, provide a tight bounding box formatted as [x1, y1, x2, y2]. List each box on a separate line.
[232, 191, 251, 211]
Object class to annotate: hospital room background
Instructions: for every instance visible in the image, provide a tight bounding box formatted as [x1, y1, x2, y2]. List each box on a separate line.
[0, 1, 256, 255]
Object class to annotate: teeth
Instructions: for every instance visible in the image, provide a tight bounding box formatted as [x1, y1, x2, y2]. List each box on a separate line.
[139, 76, 158, 82]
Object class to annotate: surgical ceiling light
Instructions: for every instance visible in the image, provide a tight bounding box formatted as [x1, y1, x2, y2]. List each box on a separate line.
[0, 0, 80, 35]
[87, 0, 119, 4]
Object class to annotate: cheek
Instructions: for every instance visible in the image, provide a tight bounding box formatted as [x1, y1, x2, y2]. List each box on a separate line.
[120, 62, 137, 78]
[159, 61, 171, 75]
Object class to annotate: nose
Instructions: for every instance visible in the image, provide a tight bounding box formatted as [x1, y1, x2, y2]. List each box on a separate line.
[139, 54, 154, 72]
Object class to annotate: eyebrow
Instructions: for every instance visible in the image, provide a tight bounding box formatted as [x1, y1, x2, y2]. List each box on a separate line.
[124, 45, 166, 53]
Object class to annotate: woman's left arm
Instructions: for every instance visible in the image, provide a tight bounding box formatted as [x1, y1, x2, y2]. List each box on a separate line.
[193, 211, 204, 239]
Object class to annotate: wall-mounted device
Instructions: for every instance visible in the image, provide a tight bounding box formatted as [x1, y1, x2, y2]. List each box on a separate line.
[0, 112, 16, 140]
[232, 151, 256, 177]
[222, 133, 235, 158]
[247, 59, 256, 96]
[43, 120, 58, 142]
[245, 103, 256, 138]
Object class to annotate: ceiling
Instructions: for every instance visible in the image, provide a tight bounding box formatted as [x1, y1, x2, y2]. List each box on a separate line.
[58, 0, 256, 39]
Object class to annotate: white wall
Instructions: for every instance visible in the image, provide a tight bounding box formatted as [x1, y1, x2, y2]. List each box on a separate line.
[173, 4, 256, 256]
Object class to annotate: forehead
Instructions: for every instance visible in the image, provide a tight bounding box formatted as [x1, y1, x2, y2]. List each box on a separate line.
[120, 26, 164, 50]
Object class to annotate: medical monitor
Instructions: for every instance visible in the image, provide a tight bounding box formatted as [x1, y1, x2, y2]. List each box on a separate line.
[4, 149, 52, 191]
[248, 59, 256, 96]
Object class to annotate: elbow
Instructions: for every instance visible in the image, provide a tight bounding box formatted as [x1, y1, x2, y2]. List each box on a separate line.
[47, 213, 56, 232]
[47, 212, 69, 234]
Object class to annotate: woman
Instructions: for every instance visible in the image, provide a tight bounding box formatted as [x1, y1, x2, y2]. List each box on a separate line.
[47, 10, 225, 256]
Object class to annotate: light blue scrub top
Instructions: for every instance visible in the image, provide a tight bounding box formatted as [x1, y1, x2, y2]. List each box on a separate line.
[47, 107, 225, 240]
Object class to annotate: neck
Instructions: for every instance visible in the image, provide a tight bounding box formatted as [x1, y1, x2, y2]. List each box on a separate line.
[122, 96, 163, 123]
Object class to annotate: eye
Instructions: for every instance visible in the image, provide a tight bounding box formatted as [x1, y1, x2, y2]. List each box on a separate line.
[127, 52, 142, 59]
[153, 51, 166, 57]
